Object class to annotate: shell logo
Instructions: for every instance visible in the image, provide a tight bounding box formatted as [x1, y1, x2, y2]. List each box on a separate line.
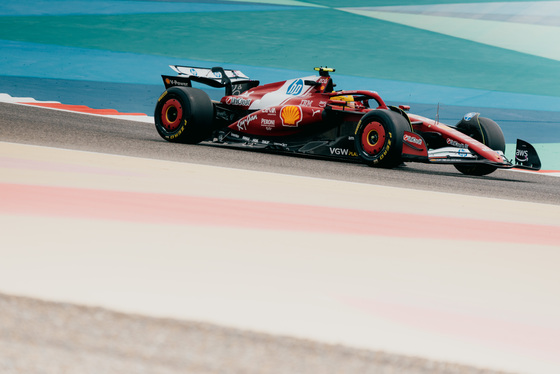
[280, 105, 302, 127]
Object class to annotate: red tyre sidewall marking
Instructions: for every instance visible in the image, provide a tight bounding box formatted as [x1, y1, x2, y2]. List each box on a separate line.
[362, 121, 386, 156]
[161, 99, 183, 131]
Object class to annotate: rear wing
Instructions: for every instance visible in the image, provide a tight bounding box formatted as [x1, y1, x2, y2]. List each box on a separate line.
[162, 65, 259, 96]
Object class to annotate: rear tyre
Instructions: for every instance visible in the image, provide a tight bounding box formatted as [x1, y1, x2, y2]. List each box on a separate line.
[154, 86, 214, 144]
[454, 114, 505, 176]
[354, 110, 410, 168]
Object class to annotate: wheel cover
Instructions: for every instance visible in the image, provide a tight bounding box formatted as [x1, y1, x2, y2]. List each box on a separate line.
[361, 121, 386, 156]
[161, 99, 183, 131]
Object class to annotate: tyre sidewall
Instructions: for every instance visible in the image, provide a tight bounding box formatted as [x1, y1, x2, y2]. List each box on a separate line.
[354, 110, 408, 168]
[454, 114, 505, 176]
[456, 114, 505, 152]
[154, 87, 213, 144]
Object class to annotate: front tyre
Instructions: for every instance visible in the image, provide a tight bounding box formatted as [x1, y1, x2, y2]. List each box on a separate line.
[154, 86, 214, 144]
[454, 114, 505, 176]
[354, 110, 410, 168]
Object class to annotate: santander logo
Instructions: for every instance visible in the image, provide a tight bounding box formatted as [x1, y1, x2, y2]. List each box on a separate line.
[404, 133, 423, 145]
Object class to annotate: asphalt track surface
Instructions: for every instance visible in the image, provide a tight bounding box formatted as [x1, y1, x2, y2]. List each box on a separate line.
[0, 293, 511, 374]
[2, 102, 559, 206]
[3, 102, 560, 374]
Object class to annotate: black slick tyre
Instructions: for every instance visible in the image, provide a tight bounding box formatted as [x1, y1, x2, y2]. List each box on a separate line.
[154, 86, 214, 144]
[354, 109, 410, 168]
[454, 114, 506, 176]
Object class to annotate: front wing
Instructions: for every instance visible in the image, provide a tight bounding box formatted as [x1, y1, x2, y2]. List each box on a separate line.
[210, 130, 541, 171]
[402, 134, 541, 171]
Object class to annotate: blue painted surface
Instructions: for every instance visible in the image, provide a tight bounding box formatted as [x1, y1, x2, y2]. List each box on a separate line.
[0, 0, 304, 16]
[3, 39, 560, 114]
[0, 76, 163, 115]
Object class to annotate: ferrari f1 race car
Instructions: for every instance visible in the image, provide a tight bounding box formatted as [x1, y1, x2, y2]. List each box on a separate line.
[154, 65, 541, 176]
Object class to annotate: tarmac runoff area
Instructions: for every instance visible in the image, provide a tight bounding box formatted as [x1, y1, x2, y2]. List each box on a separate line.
[1, 142, 560, 374]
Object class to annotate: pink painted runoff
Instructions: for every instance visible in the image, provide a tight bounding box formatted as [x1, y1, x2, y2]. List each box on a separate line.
[1, 183, 559, 246]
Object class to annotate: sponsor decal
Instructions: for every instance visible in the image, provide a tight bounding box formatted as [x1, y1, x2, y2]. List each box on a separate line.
[166, 79, 190, 87]
[237, 114, 257, 131]
[404, 133, 423, 146]
[300, 99, 313, 107]
[516, 149, 529, 162]
[227, 97, 252, 106]
[458, 148, 469, 157]
[261, 118, 275, 130]
[169, 120, 186, 140]
[190, 68, 197, 76]
[280, 105, 303, 127]
[463, 112, 478, 121]
[231, 84, 243, 95]
[286, 79, 304, 96]
[446, 138, 468, 148]
[213, 71, 222, 78]
[262, 107, 276, 114]
[329, 148, 357, 157]
[373, 136, 393, 164]
[319, 101, 327, 108]
[312, 109, 321, 117]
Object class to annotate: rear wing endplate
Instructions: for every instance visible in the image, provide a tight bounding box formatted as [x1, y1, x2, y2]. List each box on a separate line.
[162, 65, 259, 96]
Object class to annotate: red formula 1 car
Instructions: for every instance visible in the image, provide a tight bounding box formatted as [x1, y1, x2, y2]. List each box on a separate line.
[154, 66, 541, 176]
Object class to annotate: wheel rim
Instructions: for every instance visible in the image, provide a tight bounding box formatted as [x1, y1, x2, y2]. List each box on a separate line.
[361, 121, 386, 156]
[161, 99, 183, 131]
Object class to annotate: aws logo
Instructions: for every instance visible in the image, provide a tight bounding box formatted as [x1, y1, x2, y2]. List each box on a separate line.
[280, 105, 302, 127]
[516, 149, 529, 162]
[286, 79, 304, 95]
